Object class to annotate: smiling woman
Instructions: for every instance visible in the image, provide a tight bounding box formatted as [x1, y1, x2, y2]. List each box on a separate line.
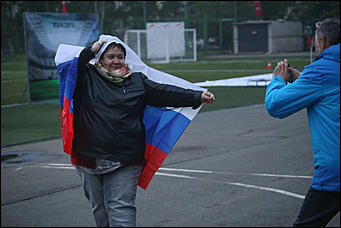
[92, 41, 132, 82]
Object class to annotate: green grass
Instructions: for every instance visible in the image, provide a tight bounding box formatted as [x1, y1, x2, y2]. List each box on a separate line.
[1, 54, 29, 105]
[149, 57, 310, 82]
[199, 86, 267, 112]
[1, 104, 61, 147]
[1, 71, 29, 105]
[1, 54, 27, 71]
[1, 53, 311, 147]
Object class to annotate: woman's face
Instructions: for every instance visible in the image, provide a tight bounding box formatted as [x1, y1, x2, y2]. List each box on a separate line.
[100, 46, 125, 72]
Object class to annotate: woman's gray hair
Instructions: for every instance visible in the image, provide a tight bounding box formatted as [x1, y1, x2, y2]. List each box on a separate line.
[315, 18, 340, 45]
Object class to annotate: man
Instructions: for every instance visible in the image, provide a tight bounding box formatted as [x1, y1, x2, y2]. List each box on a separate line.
[265, 18, 340, 227]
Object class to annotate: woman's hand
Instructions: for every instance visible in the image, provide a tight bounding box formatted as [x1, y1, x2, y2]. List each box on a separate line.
[91, 40, 107, 54]
[201, 91, 215, 104]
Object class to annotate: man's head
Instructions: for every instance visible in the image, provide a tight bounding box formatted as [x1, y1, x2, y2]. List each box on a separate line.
[314, 18, 340, 55]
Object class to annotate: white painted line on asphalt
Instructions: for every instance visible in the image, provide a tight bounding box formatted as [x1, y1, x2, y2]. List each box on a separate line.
[22, 164, 73, 170]
[160, 167, 214, 174]
[159, 167, 312, 179]
[31, 163, 313, 179]
[156, 171, 306, 200]
[45, 163, 72, 166]
[155, 172, 196, 179]
[26, 163, 307, 199]
[39, 165, 74, 169]
[224, 182, 305, 199]
[248, 173, 312, 179]
[30, 163, 312, 178]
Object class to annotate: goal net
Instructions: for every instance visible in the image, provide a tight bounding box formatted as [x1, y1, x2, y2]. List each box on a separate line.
[124, 22, 196, 63]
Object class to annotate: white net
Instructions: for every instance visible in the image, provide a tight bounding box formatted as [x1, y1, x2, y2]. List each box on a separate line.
[125, 26, 196, 63]
[124, 30, 147, 60]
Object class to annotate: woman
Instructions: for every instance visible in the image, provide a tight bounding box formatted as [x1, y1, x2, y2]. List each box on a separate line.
[72, 38, 215, 227]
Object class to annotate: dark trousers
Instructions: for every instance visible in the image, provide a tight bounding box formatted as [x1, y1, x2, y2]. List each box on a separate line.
[293, 187, 340, 227]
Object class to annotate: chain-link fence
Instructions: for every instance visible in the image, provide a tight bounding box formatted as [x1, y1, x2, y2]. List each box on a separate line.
[1, 1, 248, 55]
[3, 1, 335, 55]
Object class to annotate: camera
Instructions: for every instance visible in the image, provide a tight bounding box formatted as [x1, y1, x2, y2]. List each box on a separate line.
[287, 64, 295, 83]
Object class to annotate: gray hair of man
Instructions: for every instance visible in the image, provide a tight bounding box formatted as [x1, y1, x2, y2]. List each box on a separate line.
[315, 18, 340, 45]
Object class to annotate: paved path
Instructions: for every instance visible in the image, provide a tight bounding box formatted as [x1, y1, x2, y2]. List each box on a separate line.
[1, 104, 339, 227]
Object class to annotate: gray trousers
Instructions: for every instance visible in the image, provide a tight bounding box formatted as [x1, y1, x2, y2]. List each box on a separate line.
[76, 164, 143, 227]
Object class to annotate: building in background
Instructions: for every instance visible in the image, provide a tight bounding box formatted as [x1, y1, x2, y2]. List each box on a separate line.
[233, 20, 304, 53]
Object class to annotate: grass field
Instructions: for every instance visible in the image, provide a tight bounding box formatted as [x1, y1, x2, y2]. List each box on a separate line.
[1, 52, 311, 147]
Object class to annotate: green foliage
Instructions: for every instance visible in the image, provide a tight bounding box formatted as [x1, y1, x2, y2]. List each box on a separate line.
[261, 2, 295, 20]
[288, 1, 340, 25]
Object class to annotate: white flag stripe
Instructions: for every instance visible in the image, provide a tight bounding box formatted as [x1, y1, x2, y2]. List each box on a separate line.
[54, 44, 83, 66]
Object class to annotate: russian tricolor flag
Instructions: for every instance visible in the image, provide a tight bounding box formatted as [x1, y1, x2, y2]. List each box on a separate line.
[55, 35, 205, 189]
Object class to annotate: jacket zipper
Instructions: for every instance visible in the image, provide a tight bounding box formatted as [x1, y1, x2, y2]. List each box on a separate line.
[116, 86, 126, 121]
[122, 86, 126, 105]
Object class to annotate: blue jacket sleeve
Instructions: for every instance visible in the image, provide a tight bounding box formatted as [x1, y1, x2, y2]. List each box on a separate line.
[265, 71, 323, 119]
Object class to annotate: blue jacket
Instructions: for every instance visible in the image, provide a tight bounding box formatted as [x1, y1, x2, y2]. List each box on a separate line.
[265, 43, 340, 192]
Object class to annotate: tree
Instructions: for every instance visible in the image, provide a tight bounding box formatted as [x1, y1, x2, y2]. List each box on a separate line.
[287, 1, 340, 25]
[261, 1, 296, 20]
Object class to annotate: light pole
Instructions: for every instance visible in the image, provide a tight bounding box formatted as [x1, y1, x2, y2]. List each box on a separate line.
[143, 1, 147, 28]
[183, 1, 188, 26]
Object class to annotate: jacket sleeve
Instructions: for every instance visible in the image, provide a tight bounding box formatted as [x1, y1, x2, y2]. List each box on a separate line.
[141, 74, 203, 109]
[77, 45, 96, 80]
[265, 69, 324, 119]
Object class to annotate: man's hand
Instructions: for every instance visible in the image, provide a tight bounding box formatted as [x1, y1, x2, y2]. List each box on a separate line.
[288, 67, 301, 82]
[272, 59, 289, 81]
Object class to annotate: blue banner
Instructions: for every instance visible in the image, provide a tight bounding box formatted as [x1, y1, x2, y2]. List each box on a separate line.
[23, 12, 99, 103]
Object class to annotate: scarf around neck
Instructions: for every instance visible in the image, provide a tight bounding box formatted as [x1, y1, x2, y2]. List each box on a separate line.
[94, 62, 132, 82]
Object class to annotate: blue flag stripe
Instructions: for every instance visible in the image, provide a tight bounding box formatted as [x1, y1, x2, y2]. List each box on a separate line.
[143, 106, 191, 154]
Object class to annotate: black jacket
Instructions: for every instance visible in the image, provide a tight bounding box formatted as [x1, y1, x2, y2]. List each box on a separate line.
[72, 46, 202, 162]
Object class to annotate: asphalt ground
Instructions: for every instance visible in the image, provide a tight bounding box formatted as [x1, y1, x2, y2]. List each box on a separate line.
[1, 103, 340, 227]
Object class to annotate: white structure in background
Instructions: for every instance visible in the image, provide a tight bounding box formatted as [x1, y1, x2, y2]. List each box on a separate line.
[125, 22, 196, 63]
[234, 20, 304, 54]
[147, 22, 185, 62]
[194, 73, 274, 87]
